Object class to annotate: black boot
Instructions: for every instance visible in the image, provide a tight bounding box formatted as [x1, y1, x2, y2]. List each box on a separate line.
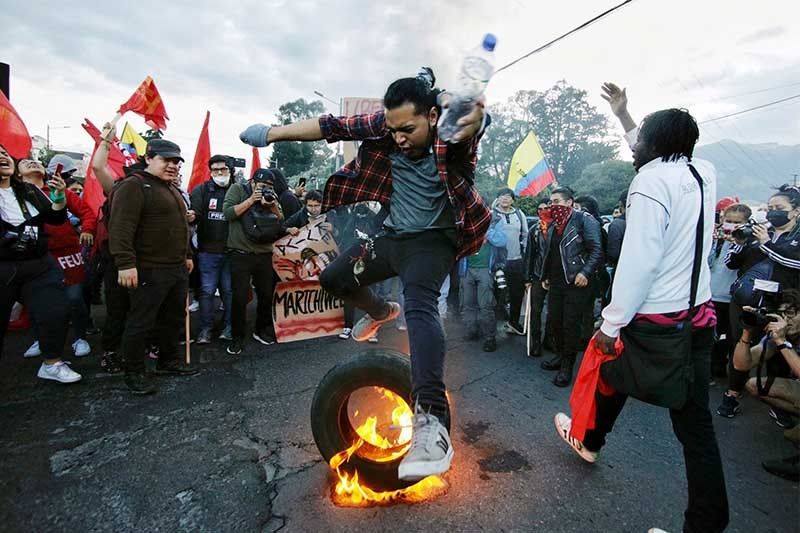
[125, 372, 158, 395]
[530, 333, 542, 357]
[541, 354, 561, 371]
[553, 356, 575, 387]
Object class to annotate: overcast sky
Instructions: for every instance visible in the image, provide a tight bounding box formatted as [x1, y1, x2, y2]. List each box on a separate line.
[4, 0, 798, 179]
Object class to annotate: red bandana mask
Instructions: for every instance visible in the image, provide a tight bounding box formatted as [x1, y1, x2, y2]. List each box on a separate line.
[550, 204, 573, 235]
[538, 207, 552, 235]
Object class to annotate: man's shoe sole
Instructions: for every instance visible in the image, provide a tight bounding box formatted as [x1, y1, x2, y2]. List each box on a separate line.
[37, 373, 82, 384]
[554, 414, 598, 464]
[226, 347, 243, 355]
[153, 368, 199, 376]
[398, 447, 454, 481]
[352, 303, 401, 342]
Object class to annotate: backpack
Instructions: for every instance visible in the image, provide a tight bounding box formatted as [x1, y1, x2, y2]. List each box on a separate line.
[240, 183, 283, 244]
[731, 259, 775, 307]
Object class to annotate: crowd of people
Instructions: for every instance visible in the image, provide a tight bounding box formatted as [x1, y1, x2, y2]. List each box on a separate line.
[1, 70, 797, 531]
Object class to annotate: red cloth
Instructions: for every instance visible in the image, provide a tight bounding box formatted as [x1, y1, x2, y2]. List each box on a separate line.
[42, 188, 96, 285]
[187, 111, 211, 193]
[0, 90, 32, 158]
[81, 118, 126, 219]
[118, 76, 169, 130]
[550, 204, 573, 235]
[538, 206, 552, 235]
[569, 336, 623, 441]
[250, 147, 261, 178]
[318, 112, 490, 259]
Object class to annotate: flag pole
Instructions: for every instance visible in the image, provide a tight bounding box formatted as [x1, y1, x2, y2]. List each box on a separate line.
[185, 295, 191, 364]
[524, 285, 532, 357]
[110, 112, 123, 127]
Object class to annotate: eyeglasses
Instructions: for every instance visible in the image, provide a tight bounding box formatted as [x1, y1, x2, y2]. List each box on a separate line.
[779, 307, 797, 318]
[210, 167, 230, 176]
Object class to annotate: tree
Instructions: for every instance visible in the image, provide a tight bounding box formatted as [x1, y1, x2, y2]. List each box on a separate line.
[268, 98, 333, 179]
[570, 159, 636, 214]
[475, 80, 619, 198]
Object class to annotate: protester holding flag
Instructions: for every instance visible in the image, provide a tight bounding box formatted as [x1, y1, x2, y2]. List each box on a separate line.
[190, 155, 234, 344]
[19, 157, 97, 359]
[109, 139, 197, 395]
[0, 145, 81, 384]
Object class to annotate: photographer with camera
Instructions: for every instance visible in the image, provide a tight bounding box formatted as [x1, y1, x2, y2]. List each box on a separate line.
[718, 185, 800, 418]
[0, 145, 81, 383]
[223, 168, 283, 355]
[733, 288, 800, 481]
[189, 155, 236, 345]
[492, 188, 528, 336]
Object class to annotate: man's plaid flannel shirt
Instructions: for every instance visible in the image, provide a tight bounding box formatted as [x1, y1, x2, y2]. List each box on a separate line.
[319, 111, 491, 259]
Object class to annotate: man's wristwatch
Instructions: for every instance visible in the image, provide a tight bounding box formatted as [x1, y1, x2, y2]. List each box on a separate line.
[775, 340, 793, 352]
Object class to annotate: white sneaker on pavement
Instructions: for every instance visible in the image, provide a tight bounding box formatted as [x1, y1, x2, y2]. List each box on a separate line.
[72, 339, 91, 357]
[338, 328, 352, 340]
[398, 405, 454, 481]
[554, 412, 598, 463]
[37, 361, 82, 383]
[24, 341, 41, 358]
[352, 302, 401, 342]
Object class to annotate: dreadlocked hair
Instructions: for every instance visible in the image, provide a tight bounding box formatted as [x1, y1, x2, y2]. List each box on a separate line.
[639, 108, 699, 163]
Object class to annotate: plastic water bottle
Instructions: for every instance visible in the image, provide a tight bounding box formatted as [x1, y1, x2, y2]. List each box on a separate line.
[438, 33, 497, 142]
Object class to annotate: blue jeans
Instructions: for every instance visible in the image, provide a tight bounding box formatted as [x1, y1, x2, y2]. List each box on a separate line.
[198, 251, 232, 331]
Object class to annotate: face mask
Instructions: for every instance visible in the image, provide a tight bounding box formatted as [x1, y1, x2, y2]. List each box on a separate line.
[212, 176, 229, 187]
[721, 222, 739, 233]
[766, 209, 792, 228]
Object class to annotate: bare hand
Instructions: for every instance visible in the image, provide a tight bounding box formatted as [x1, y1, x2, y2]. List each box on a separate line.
[594, 330, 617, 355]
[249, 184, 264, 204]
[318, 222, 333, 233]
[295, 184, 306, 197]
[765, 314, 788, 343]
[186, 259, 194, 274]
[80, 232, 94, 246]
[47, 176, 66, 192]
[752, 223, 770, 244]
[287, 227, 300, 236]
[601, 82, 628, 117]
[574, 273, 589, 288]
[101, 122, 117, 142]
[542, 279, 550, 291]
[440, 94, 486, 143]
[118, 267, 138, 289]
[186, 209, 196, 223]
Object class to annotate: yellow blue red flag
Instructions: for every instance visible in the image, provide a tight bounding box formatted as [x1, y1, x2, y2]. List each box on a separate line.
[120, 122, 148, 166]
[507, 132, 556, 197]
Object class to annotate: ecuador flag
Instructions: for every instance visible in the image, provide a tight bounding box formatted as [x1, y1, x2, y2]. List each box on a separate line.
[507, 132, 555, 197]
[120, 122, 147, 165]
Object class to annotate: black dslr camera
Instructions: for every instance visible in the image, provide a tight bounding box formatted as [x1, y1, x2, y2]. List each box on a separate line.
[252, 172, 277, 203]
[731, 220, 757, 243]
[740, 279, 781, 330]
[2, 228, 38, 256]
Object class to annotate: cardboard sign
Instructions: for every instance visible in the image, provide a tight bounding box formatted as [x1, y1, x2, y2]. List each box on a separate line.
[272, 279, 345, 343]
[341, 97, 383, 164]
[272, 220, 345, 342]
[272, 220, 340, 282]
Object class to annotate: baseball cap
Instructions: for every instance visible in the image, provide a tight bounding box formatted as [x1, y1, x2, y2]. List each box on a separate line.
[47, 154, 78, 176]
[146, 139, 184, 162]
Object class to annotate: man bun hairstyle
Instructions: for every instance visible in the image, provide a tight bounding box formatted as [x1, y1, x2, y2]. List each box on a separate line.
[384, 67, 439, 115]
[772, 184, 800, 209]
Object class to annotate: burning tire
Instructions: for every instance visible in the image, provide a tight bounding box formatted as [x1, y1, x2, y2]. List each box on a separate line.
[311, 349, 416, 492]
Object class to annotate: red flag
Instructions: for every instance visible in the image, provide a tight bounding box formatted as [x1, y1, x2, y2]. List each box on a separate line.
[0, 90, 32, 158]
[118, 76, 169, 130]
[250, 147, 261, 178]
[81, 118, 126, 216]
[187, 111, 211, 193]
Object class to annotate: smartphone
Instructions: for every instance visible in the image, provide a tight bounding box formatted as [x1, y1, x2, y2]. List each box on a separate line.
[54, 163, 64, 177]
[298, 178, 306, 187]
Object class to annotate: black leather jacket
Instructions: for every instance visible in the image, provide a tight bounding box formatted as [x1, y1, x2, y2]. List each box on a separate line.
[523, 225, 547, 281]
[536, 210, 603, 284]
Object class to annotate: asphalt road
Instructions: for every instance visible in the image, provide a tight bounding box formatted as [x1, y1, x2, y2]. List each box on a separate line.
[0, 310, 796, 533]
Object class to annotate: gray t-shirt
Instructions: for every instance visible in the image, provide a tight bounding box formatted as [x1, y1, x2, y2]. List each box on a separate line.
[384, 150, 455, 234]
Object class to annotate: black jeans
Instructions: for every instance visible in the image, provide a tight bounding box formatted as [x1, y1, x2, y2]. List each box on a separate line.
[0, 255, 69, 358]
[101, 258, 130, 353]
[547, 276, 592, 362]
[505, 258, 525, 326]
[526, 278, 548, 339]
[120, 265, 188, 374]
[320, 230, 456, 425]
[586, 328, 729, 533]
[229, 251, 275, 341]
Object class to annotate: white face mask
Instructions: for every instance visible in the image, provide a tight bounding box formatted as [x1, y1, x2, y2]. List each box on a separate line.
[212, 176, 229, 187]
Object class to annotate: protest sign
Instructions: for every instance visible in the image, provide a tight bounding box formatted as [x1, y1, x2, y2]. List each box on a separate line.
[341, 97, 383, 163]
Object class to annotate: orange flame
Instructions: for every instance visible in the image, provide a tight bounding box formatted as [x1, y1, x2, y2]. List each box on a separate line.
[328, 387, 448, 507]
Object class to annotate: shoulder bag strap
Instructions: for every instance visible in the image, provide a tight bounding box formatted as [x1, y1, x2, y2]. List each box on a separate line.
[687, 164, 705, 314]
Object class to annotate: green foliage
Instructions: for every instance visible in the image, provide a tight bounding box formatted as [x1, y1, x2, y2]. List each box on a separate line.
[36, 148, 58, 167]
[475, 80, 619, 198]
[268, 98, 334, 178]
[570, 159, 636, 214]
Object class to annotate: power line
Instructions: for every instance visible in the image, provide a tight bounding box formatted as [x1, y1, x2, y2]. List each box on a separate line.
[494, 0, 638, 75]
[715, 81, 800, 101]
[699, 93, 800, 124]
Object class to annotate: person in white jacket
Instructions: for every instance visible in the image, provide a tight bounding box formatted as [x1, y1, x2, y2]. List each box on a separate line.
[554, 83, 729, 533]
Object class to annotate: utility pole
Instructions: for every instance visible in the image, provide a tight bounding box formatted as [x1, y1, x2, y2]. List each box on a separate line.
[793, 173, 798, 187]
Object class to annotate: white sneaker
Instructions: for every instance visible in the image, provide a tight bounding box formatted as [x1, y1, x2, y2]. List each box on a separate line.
[24, 341, 41, 358]
[72, 339, 91, 357]
[338, 328, 352, 340]
[398, 405, 454, 481]
[352, 302, 401, 342]
[368, 336, 379, 344]
[554, 412, 598, 463]
[37, 361, 82, 384]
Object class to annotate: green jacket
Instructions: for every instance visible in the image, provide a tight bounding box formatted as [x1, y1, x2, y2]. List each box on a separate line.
[223, 181, 274, 254]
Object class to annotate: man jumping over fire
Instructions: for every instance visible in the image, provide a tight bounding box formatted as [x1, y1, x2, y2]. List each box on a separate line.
[240, 69, 490, 481]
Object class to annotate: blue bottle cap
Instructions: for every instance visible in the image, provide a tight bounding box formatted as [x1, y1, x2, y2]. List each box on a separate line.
[482, 33, 497, 52]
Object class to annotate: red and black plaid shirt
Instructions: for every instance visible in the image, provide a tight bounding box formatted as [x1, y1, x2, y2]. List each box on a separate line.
[319, 112, 491, 259]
